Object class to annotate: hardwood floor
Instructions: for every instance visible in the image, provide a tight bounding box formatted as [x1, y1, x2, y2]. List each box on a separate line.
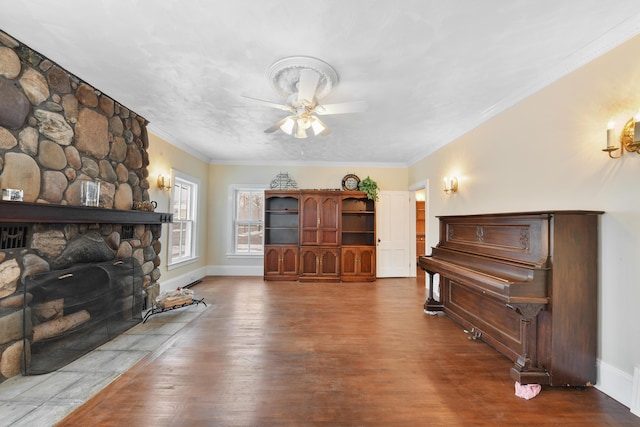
[57, 276, 638, 426]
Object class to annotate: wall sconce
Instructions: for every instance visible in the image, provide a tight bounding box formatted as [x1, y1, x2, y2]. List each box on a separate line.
[443, 176, 458, 194]
[603, 114, 640, 159]
[157, 174, 171, 191]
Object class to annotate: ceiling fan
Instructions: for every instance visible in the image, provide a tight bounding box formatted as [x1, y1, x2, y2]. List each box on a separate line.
[243, 56, 367, 139]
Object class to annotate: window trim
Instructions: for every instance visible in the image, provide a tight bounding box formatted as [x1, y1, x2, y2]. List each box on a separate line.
[167, 169, 199, 268]
[227, 184, 267, 258]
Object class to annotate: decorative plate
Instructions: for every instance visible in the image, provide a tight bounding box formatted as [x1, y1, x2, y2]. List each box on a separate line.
[341, 174, 360, 191]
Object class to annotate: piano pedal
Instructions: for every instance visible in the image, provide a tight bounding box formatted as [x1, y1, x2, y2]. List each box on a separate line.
[464, 327, 483, 341]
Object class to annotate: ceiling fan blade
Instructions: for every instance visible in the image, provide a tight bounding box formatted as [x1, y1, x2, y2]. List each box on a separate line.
[241, 95, 293, 112]
[296, 68, 320, 106]
[264, 116, 295, 133]
[314, 100, 368, 115]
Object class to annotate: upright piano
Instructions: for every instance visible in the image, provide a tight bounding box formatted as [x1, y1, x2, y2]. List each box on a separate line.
[418, 211, 602, 386]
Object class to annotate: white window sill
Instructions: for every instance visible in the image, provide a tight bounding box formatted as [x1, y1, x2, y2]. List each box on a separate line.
[226, 253, 263, 259]
[167, 256, 200, 271]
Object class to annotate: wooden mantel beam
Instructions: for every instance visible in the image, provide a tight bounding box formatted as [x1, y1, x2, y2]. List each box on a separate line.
[0, 201, 172, 224]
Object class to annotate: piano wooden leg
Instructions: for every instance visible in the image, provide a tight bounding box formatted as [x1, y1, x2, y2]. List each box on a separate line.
[423, 270, 444, 312]
[508, 302, 550, 385]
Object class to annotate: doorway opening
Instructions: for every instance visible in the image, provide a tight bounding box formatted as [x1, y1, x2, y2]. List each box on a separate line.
[415, 189, 426, 281]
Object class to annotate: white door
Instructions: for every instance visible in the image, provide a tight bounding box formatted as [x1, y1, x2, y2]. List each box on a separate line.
[376, 190, 412, 277]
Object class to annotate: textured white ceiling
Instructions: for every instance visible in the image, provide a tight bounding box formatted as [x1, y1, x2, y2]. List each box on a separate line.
[2, 1, 640, 166]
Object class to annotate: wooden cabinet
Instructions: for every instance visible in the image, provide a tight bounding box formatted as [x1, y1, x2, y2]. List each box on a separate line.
[340, 192, 376, 281]
[341, 246, 375, 281]
[299, 191, 340, 281]
[300, 192, 340, 246]
[264, 245, 299, 280]
[263, 189, 376, 282]
[299, 247, 340, 282]
[264, 191, 299, 281]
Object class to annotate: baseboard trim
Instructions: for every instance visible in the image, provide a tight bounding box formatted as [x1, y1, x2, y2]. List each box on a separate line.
[206, 265, 263, 276]
[596, 359, 634, 412]
[631, 366, 640, 417]
[159, 266, 209, 292]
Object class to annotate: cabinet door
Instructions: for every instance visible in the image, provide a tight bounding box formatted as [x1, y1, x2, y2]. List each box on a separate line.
[319, 248, 340, 277]
[264, 246, 282, 277]
[300, 247, 340, 278]
[341, 246, 376, 280]
[264, 245, 299, 280]
[300, 195, 319, 245]
[341, 247, 358, 276]
[280, 246, 299, 276]
[319, 196, 339, 245]
[300, 247, 320, 276]
[358, 247, 375, 277]
[300, 193, 340, 246]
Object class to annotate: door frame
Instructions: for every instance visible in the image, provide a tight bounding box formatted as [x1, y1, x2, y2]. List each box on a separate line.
[409, 180, 428, 277]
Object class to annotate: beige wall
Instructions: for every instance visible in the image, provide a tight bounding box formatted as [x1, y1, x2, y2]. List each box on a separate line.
[408, 34, 640, 406]
[146, 132, 210, 286]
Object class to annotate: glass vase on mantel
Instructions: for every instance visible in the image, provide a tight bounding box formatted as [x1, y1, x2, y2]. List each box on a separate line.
[80, 181, 100, 207]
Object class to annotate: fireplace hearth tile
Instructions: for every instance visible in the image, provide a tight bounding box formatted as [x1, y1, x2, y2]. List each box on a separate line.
[7, 400, 82, 427]
[143, 306, 207, 322]
[0, 402, 40, 426]
[60, 349, 149, 374]
[123, 320, 187, 336]
[0, 372, 53, 400]
[0, 297, 211, 427]
[98, 331, 173, 352]
[10, 372, 87, 402]
[50, 372, 117, 402]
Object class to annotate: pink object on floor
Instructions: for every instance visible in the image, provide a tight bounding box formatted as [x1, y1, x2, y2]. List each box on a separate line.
[515, 381, 542, 400]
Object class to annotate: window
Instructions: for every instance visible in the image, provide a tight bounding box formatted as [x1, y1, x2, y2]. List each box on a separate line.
[168, 172, 198, 266]
[232, 188, 264, 254]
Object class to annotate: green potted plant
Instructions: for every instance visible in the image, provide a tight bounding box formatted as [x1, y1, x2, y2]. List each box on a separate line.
[358, 176, 379, 201]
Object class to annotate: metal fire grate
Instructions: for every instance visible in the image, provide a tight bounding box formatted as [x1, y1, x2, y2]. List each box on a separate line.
[121, 224, 134, 240]
[1, 224, 29, 250]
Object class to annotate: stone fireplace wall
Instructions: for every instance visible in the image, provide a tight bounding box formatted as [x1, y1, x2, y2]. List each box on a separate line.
[0, 30, 165, 382]
[0, 31, 151, 206]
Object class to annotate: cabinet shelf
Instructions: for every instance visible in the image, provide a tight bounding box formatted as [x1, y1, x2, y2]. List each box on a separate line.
[340, 193, 376, 251]
[264, 191, 300, 247]
[342, 210, 374, 214]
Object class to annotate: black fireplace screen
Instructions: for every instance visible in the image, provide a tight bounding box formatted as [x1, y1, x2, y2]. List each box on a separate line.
[23, 258, 143, 375]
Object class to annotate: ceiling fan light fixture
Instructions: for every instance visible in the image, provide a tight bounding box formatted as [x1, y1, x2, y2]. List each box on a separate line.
[294, 121, 308, 139]
[310, 117, 327, 136]
[247, 56, 365, 139]
[298, 117, 311, 130]
[294, 128, 307, 139]
[280, 117, 295, 135]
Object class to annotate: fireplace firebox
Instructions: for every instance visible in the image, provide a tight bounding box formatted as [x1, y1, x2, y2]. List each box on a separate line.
[23, 258, 143, 375]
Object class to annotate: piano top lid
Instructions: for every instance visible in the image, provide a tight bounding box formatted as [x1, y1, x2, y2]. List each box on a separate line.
[436, 210, 604, 219]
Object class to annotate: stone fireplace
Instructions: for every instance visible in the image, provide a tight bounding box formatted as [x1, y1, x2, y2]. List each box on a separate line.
[0, 31, 172, 382]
